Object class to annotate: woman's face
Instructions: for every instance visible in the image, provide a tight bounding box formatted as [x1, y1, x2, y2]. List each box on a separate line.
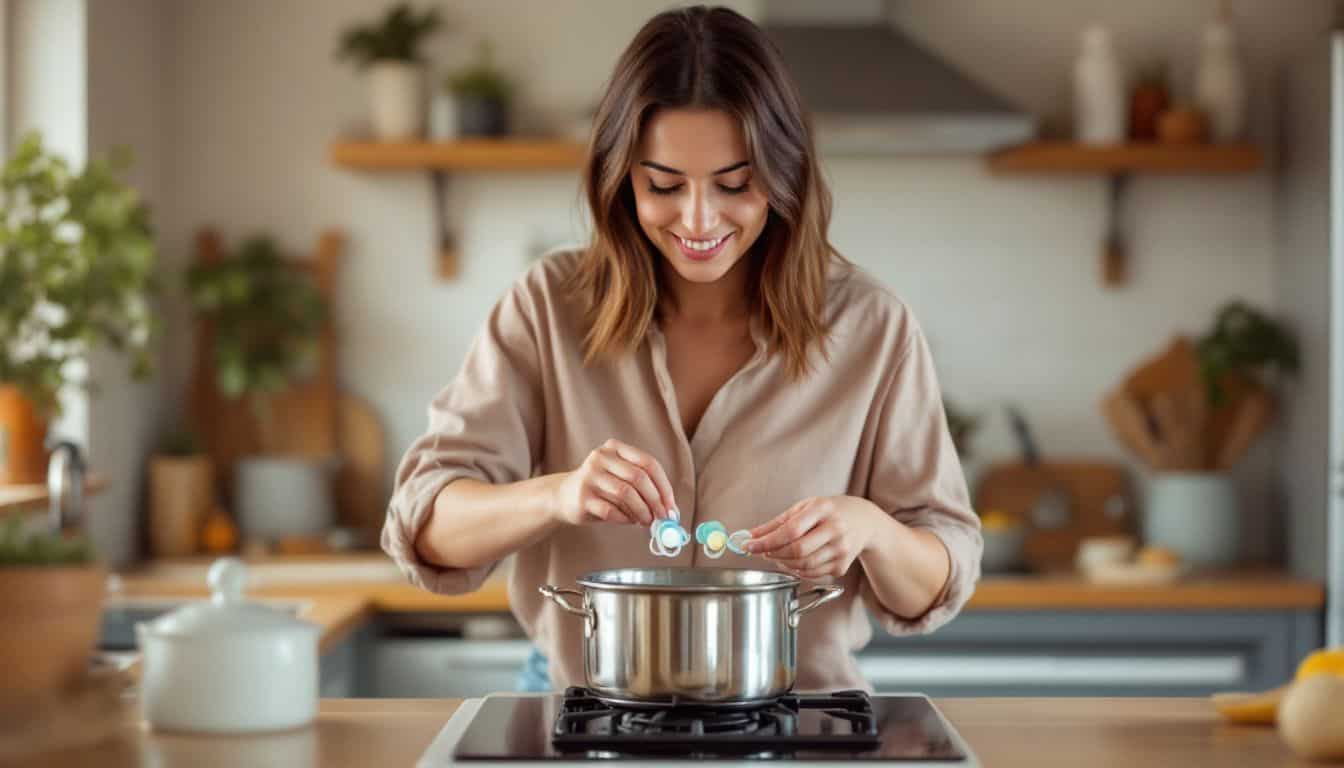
[631, 108, 769, 286]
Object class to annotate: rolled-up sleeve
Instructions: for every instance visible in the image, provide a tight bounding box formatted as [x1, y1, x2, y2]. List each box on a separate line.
[381, 279, 545, 595]
[860, 316, 982, 635]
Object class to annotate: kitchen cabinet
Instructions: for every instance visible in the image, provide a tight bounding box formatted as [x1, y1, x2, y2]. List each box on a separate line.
[860, 607, 1319, 697]
[319, 623, 374, 698]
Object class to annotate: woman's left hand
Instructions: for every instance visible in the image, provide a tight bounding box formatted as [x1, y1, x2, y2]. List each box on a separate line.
[744, 496, 886, 579]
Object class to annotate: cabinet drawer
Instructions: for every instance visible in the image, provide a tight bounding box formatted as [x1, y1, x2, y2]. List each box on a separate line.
[370, 638, 533, 698]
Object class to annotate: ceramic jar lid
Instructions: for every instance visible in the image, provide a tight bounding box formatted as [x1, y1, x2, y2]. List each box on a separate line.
[139, 557, 318, 641]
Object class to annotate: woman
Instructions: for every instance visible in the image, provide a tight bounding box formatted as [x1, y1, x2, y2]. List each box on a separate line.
[382, 5, 982, 694]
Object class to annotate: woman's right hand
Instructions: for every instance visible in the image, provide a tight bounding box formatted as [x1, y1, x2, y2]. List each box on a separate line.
[550, 439, 678, 526]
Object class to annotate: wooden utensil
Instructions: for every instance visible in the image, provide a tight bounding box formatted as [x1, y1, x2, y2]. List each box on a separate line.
[336, 392, 387, 533]
[1123, 336, 1201, 399]
[1216, 389, 1273, 469]
[975, 461, 1132, 571]
[1101, 389, 1164, 468]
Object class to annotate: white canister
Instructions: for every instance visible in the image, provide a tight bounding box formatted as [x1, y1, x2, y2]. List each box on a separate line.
[1072, 24, 1126, 145]
[368, 60, 424, 141]
[136, 558, 320, 733]
[1194, 17, 1246, 142]
[429, 89, 459, 141]
[1142, 471, 1240, 567]
[234, 456, 336, 539]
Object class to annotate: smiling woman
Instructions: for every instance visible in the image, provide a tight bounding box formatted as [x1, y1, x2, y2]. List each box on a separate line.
[382, 5, 983, 698]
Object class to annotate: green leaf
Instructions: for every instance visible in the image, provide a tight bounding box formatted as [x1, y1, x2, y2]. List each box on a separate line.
[0, 133, 157, 418]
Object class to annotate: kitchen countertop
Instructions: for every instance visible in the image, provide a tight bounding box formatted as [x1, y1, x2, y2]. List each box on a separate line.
[12, 696, 1322, 767]
[117, 556, 1324, 654]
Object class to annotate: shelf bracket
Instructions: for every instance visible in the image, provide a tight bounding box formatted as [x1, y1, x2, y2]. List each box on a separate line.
[430, 170, 459, 280]
[1102, 173, 1130, 288]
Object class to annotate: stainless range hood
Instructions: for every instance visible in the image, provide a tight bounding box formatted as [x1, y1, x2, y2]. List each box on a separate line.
[762, 7, 1035, 154]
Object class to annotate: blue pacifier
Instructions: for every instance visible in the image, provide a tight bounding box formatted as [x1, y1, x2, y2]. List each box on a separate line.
[649, 508, 689, 557]
[695, 521, 731, 559]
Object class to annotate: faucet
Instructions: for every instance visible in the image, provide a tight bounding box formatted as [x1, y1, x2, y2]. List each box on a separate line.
[47, 440, 86, 535]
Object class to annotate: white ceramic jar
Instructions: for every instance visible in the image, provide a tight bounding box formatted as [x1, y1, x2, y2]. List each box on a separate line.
[1072, 24, 1126, 145]
[136, 558, 320, 733]
[1194, 17, 1246, 142]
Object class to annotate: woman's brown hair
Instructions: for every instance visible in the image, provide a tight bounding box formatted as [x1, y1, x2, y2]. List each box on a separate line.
[570, 4, 844, 379]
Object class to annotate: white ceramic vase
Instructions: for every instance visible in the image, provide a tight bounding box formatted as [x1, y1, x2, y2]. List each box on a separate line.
[368, 60, 424, 140]
[1142, 471, 1240, 567]
[1072, 24, 1126, 145]
[234, 456, 336, 539]
[1194, 18, 1246, 142]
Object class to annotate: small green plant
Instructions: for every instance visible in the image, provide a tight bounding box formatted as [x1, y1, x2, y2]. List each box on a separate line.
[186, 236, 325, 450]
[0, 132, 158, 418]
[157, 427, 203, 457]
[336, 2, 442, 69]
[0, 516, 92, 566]
[446, 40, 512, 101]
[1196, 300, 1299, 406]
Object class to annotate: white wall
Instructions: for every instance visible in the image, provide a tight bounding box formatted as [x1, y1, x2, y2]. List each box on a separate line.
[155, 0, 1334, 564]
[6, 0, 85, 164]
[84, 0, 168, 566]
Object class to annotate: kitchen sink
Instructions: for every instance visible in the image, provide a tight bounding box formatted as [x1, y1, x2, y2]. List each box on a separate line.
[99, 597, 308, 651]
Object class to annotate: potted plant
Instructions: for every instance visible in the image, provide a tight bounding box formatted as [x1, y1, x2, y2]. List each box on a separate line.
[187, 236, 334, 539]
[446, 40, 513, 137]
[0, 133, 157, 486]
[147, 428, 213, 558]
[1142, 301, 1299, 567]
[0, 516, 103, 701]
[337, 2, 443, 141]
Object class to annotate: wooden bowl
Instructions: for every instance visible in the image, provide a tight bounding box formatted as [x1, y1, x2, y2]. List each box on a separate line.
[0, 565, 106, 700]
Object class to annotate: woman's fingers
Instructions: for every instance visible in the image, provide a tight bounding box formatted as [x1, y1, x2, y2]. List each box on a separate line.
[593, 471, 653, 525]
[747, 503, 823, 554]
[765, 526, 833, 562]
[599, 452, 667, 521]
[604, 439, 678, 518]
[747, 499, 808, 541]
[583, 498, 630, 524]
[772, 542, 837, 571]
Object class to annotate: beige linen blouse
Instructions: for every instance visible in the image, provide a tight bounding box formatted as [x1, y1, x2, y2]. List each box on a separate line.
[382, 249, 982, 692]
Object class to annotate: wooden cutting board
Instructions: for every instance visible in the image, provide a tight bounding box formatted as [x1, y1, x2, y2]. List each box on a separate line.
[189, 228, 343, 497]
[336, 392, 387, 532]
[975, 461, 1133, 572]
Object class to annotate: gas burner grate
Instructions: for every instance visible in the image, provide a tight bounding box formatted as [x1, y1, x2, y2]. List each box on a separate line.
[552, 687, 881, 754]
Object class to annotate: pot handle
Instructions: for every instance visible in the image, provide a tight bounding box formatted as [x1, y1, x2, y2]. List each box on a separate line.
[788, 585, 844, 628]
[539, 585, 595, 635]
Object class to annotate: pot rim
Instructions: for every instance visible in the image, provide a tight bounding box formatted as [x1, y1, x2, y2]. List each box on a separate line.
[576, 566, 800, 593]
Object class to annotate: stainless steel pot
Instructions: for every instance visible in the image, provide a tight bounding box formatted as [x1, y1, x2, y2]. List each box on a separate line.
[539, 567, 842, 705]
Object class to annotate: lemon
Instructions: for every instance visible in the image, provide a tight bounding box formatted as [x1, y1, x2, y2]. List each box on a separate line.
[1295, 648, 1344, 681]
[979, 509, 1020, 531]
[1211, 686, 1285, 725]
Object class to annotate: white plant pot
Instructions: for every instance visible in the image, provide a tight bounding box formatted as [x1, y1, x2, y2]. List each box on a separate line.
[1142, 471, 1240, 567]
[234, 456, 336, 539]
[368, 60, 424, 141]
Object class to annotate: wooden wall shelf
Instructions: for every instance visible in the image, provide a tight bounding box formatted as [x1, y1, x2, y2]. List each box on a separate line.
[329, 138, 587, 278]
[329, 139, 586, 171]
[987, 141, 1262, 175]
[0, 472, 108, 515]
[986, 141, 1264, 287]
